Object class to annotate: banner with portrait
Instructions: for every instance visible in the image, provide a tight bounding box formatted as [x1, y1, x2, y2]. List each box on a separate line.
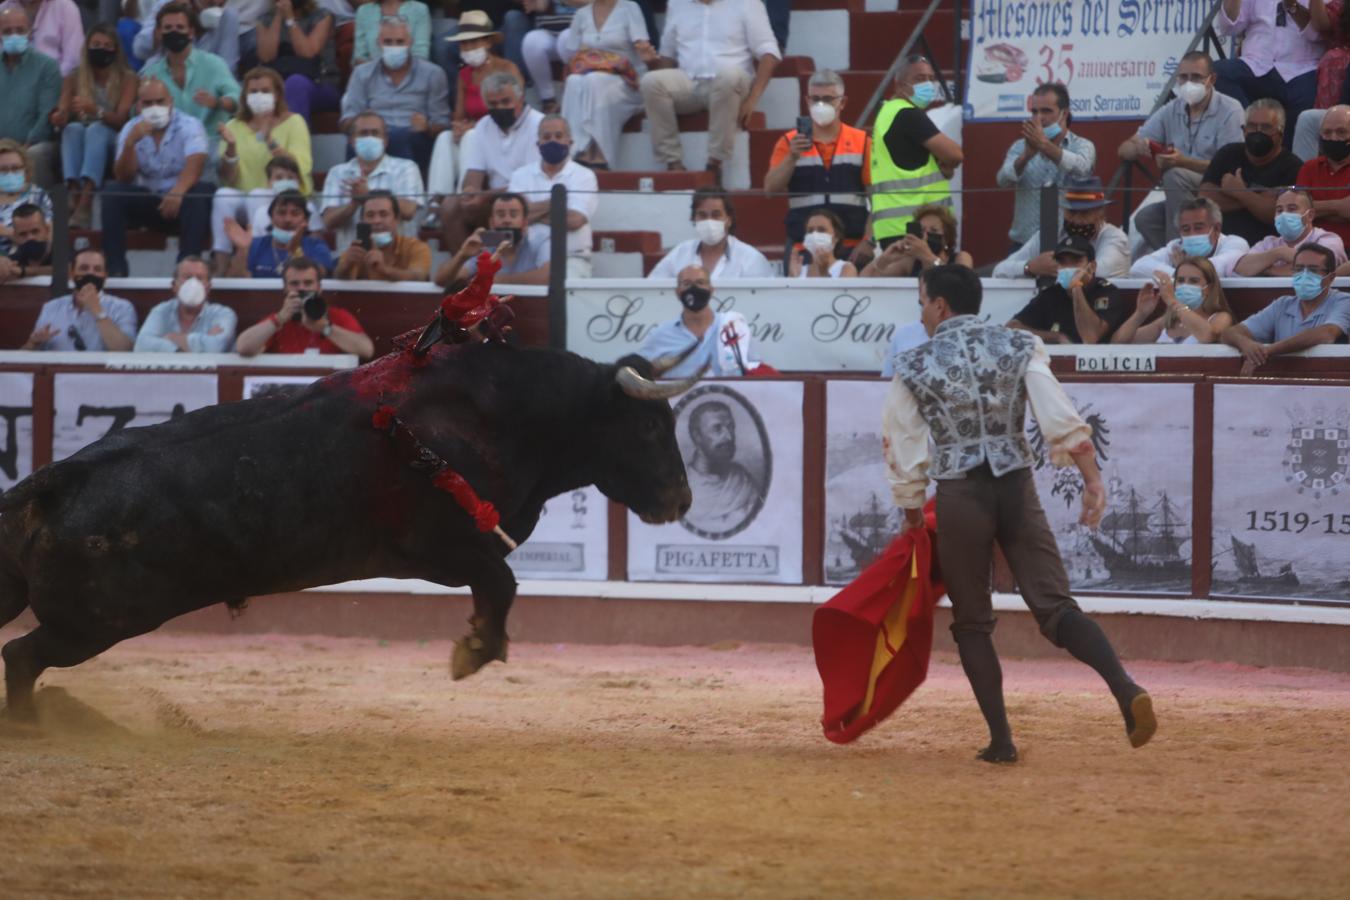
[823, 379, 902, 585]
[1211, 384, 1350, 605]
[627, 381, 804, 583]
[0, 373, 35, 492]
[965, 0, 1208, 121]
[52, 373, 219, 462]
[566, 281, 1028, 372]
[507, 486, 609, 580]
[1026, 381, 1195, 594]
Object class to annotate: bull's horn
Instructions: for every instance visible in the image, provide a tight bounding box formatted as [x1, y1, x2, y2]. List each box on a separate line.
[616, 364, 707, 401]
[650, 341, 700, 377]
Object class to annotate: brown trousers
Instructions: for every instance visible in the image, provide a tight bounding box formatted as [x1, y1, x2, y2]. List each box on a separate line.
[935, 464, 1080, 646]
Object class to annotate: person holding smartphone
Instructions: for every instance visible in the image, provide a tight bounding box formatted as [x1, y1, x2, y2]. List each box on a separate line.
[433, 191, 551, 288]
[335, 189, 432, 281]
[861, 203, 973, 276]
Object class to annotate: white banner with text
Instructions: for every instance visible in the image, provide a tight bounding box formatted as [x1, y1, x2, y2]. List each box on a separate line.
[965, 0, 1209, 121]
[52, 373, 219, 462]
[0, 372, 34, 492]
[507, 486, 609, 580]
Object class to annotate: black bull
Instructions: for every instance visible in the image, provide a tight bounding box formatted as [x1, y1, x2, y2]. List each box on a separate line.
[0, 344, 698, 720]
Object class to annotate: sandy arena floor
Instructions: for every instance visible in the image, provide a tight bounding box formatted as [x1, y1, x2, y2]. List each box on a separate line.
[0, 630, 1347, 899]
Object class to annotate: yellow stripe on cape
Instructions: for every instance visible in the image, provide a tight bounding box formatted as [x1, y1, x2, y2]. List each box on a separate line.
[859, 553, 920, 717]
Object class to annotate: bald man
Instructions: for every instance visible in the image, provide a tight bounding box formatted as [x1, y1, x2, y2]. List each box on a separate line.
[1297, 105, 1350, 250]
[636, 264, 762, 377]
[0, 6, 61, 187]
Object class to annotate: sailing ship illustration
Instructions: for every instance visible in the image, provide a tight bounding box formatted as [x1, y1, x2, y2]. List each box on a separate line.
[1230, 536, 1300, 589]
[832, 492, 896, 572]
[1087, 487, 1191, 582]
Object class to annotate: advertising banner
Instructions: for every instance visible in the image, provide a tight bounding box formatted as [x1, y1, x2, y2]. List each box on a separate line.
[965, 0, 1210, 121]
[1211, 384, 1350, 604]
[628, 381, 804, 583]
[567, 281, 1029, 371]
[508, 486, 609, 580]
[1026, 381, 1195, 594]
[52, 373, 219, 462]
[0, 372, 34, 492]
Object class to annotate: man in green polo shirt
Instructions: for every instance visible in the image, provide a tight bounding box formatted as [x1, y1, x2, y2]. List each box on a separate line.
[140, 2, 240, 145]
[0, 6, 60, 187]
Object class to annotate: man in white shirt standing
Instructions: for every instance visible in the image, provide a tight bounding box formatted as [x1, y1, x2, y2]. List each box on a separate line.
[439, 70, 544, 251]
[1214, 0, 1323, 150]
[638, 0, 780, 184]
[648, 187, 774, 279]
[319, 111, 425, 251]
[507, 115, 598, 279]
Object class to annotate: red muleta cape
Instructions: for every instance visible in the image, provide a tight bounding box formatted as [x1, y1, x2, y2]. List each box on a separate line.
[812, 501, 944, 744]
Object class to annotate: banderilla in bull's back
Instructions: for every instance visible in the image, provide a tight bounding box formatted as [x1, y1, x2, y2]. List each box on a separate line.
[0, 258, 705, 723]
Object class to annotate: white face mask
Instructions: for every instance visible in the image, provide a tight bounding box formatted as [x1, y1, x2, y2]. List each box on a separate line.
[246, 91, 276, 115]
[198, 6, 224, 30]
[1176, 80, 1208, 106]
[803, 231, 835, 254]
[694, 218, 726, 246]
[809, 101, 837, 127]
[141, 104, 171, 129]
[462, 47, 489, 68]
[177, 276, 207, 308]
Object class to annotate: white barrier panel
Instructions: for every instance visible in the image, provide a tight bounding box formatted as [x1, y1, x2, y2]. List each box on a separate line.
[566, 278, 1029, 370]
[1212, 384, 1350, 603]
[628, 380, 804, 583]
[52, 372, 219, 462]
[506, 486, 609, 581]
[0, 372, 34, 492]
[965, 0, 1203, 121]
[824, 380, 896, 585]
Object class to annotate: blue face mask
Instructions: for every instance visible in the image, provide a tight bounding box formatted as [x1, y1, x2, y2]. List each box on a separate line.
[538, 140, 570, 165]
[372, 230, 394, 248]
[381, 45, 409, 69]
[0, 171, 24, 193]
[1174, 283, 1205, 308]
[911, 81, 939, 108]
[1056, 267, 1079, 291]
[1042, 121, 1062, 140]
[2, 34, 29, 55]
[1275, 211, 1307, 241]
[354, 135, 384, 162]
[1292, 269, 1326, 301]
[1180, 234, 1213, 256]
[271, 227, 295, 245]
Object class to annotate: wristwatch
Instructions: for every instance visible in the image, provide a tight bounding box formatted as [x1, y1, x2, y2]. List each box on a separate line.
[95, 312, 109, 322]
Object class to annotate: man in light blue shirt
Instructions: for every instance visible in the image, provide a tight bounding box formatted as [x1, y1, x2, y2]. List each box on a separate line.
[138, 3, 240, 136]
[1223, 243, 1350, 374]
[134, 256, 238, 352]
[20, 248, 137, 351]
[637, 265, 762, 377]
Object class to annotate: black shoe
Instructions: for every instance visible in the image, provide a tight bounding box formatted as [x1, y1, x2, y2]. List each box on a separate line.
[976, 743, 1019, 764]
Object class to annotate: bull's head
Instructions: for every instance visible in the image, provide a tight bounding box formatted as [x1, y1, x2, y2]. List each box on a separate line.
[595, 350, 703, 523]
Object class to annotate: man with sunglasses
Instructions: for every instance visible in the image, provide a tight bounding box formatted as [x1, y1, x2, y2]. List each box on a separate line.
[1214, 0, 1323, 151]
[1222, 242, 1350, 374]
[19, 248, 137, 351]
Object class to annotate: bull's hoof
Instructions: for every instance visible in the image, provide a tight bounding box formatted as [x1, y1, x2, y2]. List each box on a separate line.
[450, 634, 508, 681]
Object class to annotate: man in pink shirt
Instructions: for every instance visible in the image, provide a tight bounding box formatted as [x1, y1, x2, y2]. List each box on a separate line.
[1214, 0, 1324, 149]
[0, 0, 83, 76]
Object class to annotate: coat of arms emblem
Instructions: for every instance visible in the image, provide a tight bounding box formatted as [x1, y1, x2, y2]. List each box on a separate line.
[1283, 405, 1349, 500]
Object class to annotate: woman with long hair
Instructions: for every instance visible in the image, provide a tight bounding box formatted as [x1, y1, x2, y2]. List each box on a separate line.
[210, 66, 314, 273]
[50, 25, 137, 227]
[1113, 256, 1234, 344]
[860, 203, 975, 276]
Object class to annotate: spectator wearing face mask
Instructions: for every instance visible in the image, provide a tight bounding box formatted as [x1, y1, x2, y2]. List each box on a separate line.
[637, 264, 761, 376]
[1197, 98, 1303, 246]
[134, 255, 237, 352]
[1114, 256, 1235, 345]
[764, 69, 871, 250]
[0, 202, 52, 284]
[245, 155, 321, 236]
[0, 0, 81, 75]
[138, 3, 241, 140]
[1297, 104, 1350, 249]
[224, 188, 334, 277]
[340, 14, 449, 172]
[868, 55, 963, 251]
[352, 0, 431, 64]
[429, 11, 522, 198]
[787, 208, 858, 278]
[434, 190, 550, 288]
[505, 114, 597, 278]
[0, 6, 62, 188]
[211, 66, 314, 275]
[0, 139, 52, 257]
[19, 247, 136, 351]
[648, 187, 774, 279]
[1223, 242, 1350, 374]
[1008, 235, 1129, 345]
[1128, 197, 1249, 278]
[1235, 188, 1347, 275]
[861, 202, 973, 276]
[334, 188, 431, 280]
[133, 0, 240, 71]
[320, 110, 424, 250]
[992, 175, 1130, 281]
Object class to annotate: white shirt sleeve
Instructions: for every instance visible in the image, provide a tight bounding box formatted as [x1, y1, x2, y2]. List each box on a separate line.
[461, 119, 489, 174]
[992, 235, 1037, 278]
[1129, 244, 1173, 279]
[742, 0, 781, 60]
[648, 246, 681, 280]
[1210, 233, 1251, 277]
[1025, 337, 1093, 466]
[881, 375, 930, 510]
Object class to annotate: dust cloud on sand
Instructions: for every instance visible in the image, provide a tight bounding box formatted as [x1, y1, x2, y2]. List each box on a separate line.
[1, 632, 1348, 899]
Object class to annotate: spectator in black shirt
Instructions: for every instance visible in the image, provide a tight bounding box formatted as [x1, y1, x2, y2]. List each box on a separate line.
[1009, 235, 1128, 344]
[1198, 98, 1303, 245]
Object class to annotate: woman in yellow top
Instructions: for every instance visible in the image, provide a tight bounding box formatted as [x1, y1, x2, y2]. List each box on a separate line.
[209, 66, 314, 273]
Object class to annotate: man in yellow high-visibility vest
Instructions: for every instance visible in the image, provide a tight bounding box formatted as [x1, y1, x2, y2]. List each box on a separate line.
[868, 56, 965, 251]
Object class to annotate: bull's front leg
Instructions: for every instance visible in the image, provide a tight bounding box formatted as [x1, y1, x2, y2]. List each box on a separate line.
[449, 553, 517, 680]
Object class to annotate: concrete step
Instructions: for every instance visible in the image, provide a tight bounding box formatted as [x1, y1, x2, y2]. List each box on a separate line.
[595, 170, 715, 192]
[785, 10, 852, 71]
[592, 230, 665, 254]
